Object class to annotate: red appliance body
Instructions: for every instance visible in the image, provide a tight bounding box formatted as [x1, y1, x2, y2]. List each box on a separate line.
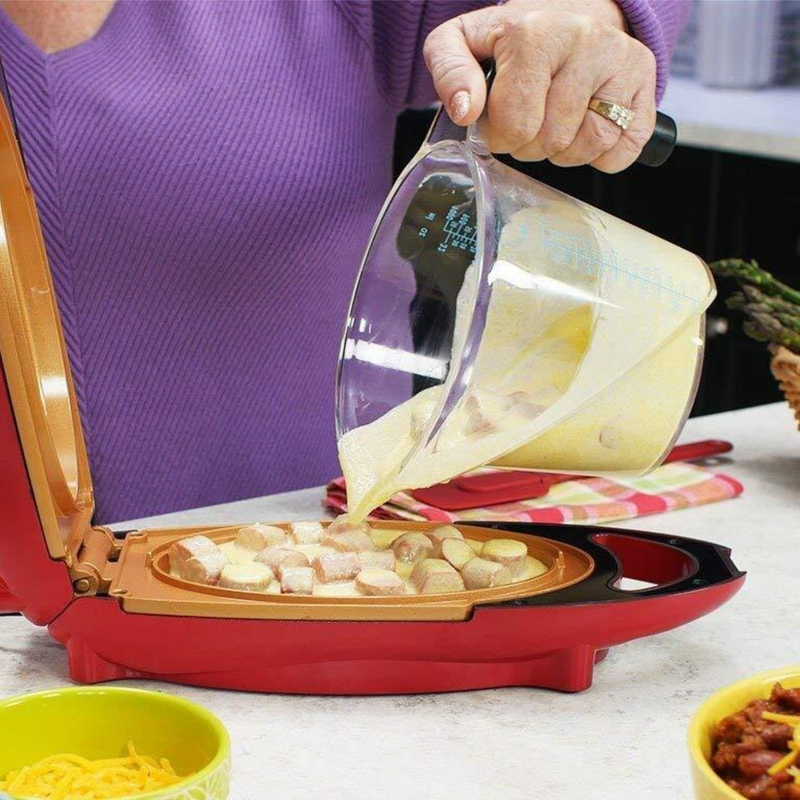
[0, 361, 744, 694]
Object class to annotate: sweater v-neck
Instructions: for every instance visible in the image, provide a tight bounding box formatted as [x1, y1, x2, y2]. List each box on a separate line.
[0, 0, 121, 63]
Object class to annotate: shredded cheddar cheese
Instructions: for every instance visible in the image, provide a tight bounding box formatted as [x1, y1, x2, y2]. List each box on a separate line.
[768, 744, 799, 776]
[761, 710, 800, 784]
[762, 711, 800, 726]
[0, 741, 184, 799]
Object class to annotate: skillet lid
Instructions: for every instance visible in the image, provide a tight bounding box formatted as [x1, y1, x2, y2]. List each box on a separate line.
[0, 83, 94, 567]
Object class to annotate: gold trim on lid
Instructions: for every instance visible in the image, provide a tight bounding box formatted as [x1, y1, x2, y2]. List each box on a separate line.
[0, 94, 94, 562]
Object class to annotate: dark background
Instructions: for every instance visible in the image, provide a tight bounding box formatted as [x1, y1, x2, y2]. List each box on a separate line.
[393, 108, 800, 417]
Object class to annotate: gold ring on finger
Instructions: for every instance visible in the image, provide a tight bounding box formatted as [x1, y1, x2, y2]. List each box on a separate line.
[588, 98, 635, 131]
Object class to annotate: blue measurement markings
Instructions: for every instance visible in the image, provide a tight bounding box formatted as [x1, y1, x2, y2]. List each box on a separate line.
[540, 221, 695, 310]
[417, 205, 477, 256]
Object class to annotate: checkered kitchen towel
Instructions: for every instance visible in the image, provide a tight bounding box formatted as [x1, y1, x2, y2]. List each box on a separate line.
[324, 461, 743, 524]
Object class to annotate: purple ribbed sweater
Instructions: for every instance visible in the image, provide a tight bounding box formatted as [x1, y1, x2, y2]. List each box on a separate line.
[0, 0, 687, 523]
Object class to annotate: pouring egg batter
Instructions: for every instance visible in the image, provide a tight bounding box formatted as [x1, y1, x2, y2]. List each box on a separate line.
[340, 191, 714, 522]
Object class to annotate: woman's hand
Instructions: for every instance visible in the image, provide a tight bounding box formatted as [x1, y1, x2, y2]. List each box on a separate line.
[423, 0, 658, 173]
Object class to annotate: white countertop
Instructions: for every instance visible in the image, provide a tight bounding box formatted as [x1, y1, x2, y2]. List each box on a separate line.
[1, 402, 798, 799]
[662, 77, 800, 162]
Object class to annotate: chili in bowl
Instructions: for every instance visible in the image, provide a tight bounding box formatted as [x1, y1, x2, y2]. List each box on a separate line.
[690, 668, 800, 800]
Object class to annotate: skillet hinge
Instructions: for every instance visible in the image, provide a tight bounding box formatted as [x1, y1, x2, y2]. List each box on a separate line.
[69, 526, 121, 597]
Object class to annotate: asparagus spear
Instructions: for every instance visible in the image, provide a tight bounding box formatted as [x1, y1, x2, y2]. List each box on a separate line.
[743, 313, 800, 353]
[711, 258, 800, 355]
[733, 288, 800, 332]
[741, 284, 800, 318]
[711, 258, 800, 306]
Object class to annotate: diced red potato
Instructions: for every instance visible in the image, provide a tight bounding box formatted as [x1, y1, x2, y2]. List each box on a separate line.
[179, 551, 230, 586]
[279, 565, 315, 595]
[355, 568, 405, 596]
[322, 529, 375, 553]
[410, 559, 466, 594]
[169, 535, 220, 574]
[254, 546, 310, 572]
[508, 391, 546, 419]
[235, 523, 287, 551]
[359, 550, 396, 571]
[427, 525, 464, 554]
[312, 552, 362, 584]
[326, 515, 372, 537]
[481, 539, 528, 577]
[288, 521, 325, 545]
[392, 532, 434, 564]
[462, 388, 511, 436]
[218, 562, 274, 591]
[441, 538, 476, 571]
[598, 415, 625, 450]
[461, 557, 512, 589]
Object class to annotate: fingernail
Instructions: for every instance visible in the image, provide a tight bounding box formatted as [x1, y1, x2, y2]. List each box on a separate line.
[449, 91, 471, 123]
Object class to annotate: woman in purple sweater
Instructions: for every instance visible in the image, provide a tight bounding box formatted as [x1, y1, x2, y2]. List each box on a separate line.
[0, 0, 687, 523]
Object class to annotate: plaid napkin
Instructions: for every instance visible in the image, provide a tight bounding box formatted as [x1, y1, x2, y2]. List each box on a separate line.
[324, 461, 743, 524]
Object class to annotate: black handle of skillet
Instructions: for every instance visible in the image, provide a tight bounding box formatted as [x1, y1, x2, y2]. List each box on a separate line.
[469, 521, 744, 607]
[480, 59, 677, 168]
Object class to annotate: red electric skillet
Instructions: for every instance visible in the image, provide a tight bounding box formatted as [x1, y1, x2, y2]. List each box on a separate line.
[0, 76, 744, 695]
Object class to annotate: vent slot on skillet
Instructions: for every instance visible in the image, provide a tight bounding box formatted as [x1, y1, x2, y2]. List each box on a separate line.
[592, 532, 697, 588]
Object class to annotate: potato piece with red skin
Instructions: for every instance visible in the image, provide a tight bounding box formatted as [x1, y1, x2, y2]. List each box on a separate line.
[359, 550, 396, 571]
[462, 388, 511, 436]
[392, 532, 434, 564]
[312, 552, 362, 583]
[219, 562, 273, 591]
[411, 559, 466, 594]
[427, 525, 464, 555]
[461, 557, 512, 589]
[180, 551, 229, 585]
[255, 547, 309, 572]
[235, 523, 287, 551]
[169, 535, 220, 575]
[441, 538, 475, 571]
[288, 521, 325, 545]
[279, 565, 315, 595]
[481, 539, 528, 577]
[355, 568, 405, 596]
[322, 529, 375, 553]
[326, 515, 372, 537]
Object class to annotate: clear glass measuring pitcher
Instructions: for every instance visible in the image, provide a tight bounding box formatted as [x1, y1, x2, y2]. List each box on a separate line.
[336, 107, 715, 520]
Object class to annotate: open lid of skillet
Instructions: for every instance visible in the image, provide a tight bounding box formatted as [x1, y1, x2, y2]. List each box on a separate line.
[0, 64, 100, 623]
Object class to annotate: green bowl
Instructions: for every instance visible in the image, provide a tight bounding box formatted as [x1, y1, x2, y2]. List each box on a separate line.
[0, 687, 230, 799]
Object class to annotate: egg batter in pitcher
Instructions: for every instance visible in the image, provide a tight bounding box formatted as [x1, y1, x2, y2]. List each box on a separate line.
[339, 184, 714, 522]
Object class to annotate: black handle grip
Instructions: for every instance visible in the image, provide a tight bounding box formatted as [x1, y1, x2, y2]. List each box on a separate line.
[637, 111, 677, 167]
[468, 522, 744, 607]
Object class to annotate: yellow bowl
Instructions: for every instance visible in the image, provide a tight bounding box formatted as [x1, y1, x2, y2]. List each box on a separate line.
[0, 687, 230, 799]
[688, 665, 800, 799]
